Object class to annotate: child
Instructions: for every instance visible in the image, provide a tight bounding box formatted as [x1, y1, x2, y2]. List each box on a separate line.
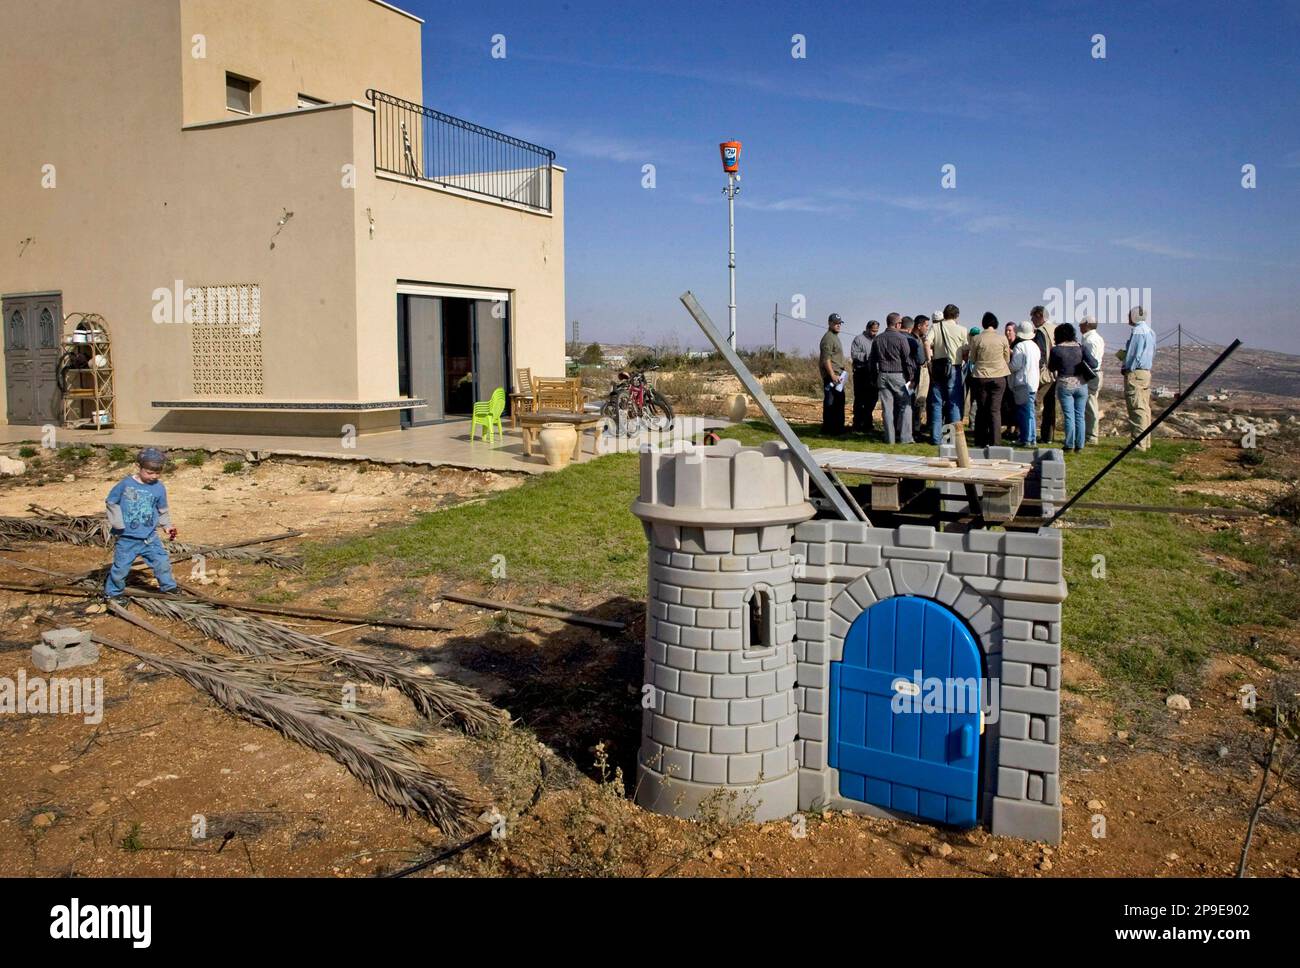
[104, 447, 178, 602]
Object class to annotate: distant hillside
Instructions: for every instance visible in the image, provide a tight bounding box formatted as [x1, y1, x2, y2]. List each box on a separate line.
[1144, 344, 1300, 403]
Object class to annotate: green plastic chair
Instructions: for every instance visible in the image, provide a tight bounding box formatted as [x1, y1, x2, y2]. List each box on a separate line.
[471, 386, 506, 444]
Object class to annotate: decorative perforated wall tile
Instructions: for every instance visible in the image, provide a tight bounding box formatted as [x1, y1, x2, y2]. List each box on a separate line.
[190, 284, 264, 396]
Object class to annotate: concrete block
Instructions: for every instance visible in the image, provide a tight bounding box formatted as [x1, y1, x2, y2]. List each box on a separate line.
[1003, 640, 1061, 665]
[730, 698, 763, 725]
[763, 748, 789, 779]
[1030, 715, 1046, 741]
[654, 665, 680, 693]
[1025, 557, 1062, 583]
[950, 551, 988, 576]
[696, 651, 729, 675]
[664, 691, 694, 722]
[1000, 711, 1030, 740]
[991, 797, 1061, 844]
[1002, 662, 1031, 688]
[712, 675, 745, 699]
[678, 722, 711, 753]
[998, 767, 1028, 799]
[746, 722, 777, 752]
[1031, 667, 1048, 688]
[747, 671, 776, 697]
[711, 726, 746, 754]
[729, 753, 762, 784]
[897, 524, 936, 548]
[679, 671, 711, 698]
[846, 543, 882, 568]
[762, 694, 787, 721]
[999, 737, 1059, 773]
[651, 715, 677, 746]
[693, 752, 728, 784]
[1000, 685, 1060, 717]
[733, 529, 760, 555]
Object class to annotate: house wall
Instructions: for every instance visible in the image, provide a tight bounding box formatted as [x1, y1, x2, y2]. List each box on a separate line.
[1, 0, 566, 433]
[179, 0, 424, 124]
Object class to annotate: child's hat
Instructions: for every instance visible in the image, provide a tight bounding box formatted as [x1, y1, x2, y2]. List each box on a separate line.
[137, 447, 166, 468]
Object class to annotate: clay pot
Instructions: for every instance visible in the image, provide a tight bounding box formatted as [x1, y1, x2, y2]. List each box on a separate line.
[728, 393, 749, 422]
[538, 422, 577, 468]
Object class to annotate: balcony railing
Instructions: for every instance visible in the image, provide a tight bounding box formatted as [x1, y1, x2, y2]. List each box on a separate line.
[366, 89, 555, 213]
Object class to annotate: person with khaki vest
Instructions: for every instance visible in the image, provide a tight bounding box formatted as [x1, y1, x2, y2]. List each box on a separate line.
[967, 312, 1011, 446]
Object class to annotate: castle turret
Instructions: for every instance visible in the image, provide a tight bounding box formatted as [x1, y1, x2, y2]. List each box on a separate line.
[631, 438, 815, 821]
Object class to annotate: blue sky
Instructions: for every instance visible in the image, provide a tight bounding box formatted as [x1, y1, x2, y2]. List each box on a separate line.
[401, 0, 1300, 355]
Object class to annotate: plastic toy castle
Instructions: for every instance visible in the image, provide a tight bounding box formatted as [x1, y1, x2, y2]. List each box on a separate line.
[631, 438, 1067, 843]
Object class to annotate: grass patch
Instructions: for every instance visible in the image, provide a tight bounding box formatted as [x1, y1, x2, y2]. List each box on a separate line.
[57, 445, 93, 463]
[185, 452, 207, 467]
[222, 460, 244, 475]
[107, 445, 131, 464]
[308, 452, 649, 597]
[17, 446, 37, 459]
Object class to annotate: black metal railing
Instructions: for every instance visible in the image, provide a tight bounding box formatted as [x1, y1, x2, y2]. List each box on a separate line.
[366, 89, 555, 212]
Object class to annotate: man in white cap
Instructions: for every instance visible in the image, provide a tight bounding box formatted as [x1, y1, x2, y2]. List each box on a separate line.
[1079, 316, 1105, 444]
[1118, 306, 1155, 450]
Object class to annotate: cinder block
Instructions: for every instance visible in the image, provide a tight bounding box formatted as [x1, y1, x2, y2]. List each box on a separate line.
[713, 629, 742, 650]
[696, 608, 730, 629]
[712, 675, 745, 699]
[730, 698, 763, 725]
[666, 645, 696, 671]
[1002, 662, 1031, 688]
[1003, 640, 1061, 665]
[1025, 557, 1062, 583]
[679, 671, 711, 698]
[733, 530, 760, 555]
[678, 722, 711, 753]
[659, 584, 683, 605]
[998, 767, 1028, 799]
[729, 753, 762, 784]
[1027, 773, 1044, 800]
[664, 691, 694, 722]
[1000, 685, 1060, 717]
[746, 722, 777, 752]
[651, 714, 677, 746]
[996, 556, 1027, 581]
[999, 737, 1059, 773]
[696, 651, 729, 674]
[681, 587, 711, 608]
[1031, 667, 1048, 688]
[711, 725, 746, 754]
[763, 748, 788, 778]
[991, 797, 1061, 844]
[951, 551, 988, 576]
[654, 665, 680, 693]
[777, 714, 798, 745]
[1000, 711, 1030, 740]
[1030, 715, 1046, 740]
[693, 752, 728, 784]
[1002, 600, 1061, 623]
[661, 748, 692, 780]
[846, 543, 882, 568]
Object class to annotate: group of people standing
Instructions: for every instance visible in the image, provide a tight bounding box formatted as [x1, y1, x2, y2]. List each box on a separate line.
[818, 304, 1157, 452]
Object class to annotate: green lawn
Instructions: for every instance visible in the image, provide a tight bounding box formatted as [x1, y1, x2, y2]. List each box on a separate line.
[307, 422, 1295, 702]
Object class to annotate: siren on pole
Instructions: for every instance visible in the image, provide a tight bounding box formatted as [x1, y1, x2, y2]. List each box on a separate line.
[719, 140, 742, 178]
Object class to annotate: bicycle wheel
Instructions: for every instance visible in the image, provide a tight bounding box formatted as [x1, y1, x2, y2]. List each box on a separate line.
[645, 392, 674, 432]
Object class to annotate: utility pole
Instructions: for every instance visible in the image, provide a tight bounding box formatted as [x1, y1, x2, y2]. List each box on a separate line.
[773, 302, 778, 360]
[1177, 324, 1183, 395]
[719, 141, 742, 351]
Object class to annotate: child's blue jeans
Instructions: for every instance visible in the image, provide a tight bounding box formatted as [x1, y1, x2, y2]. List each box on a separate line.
[105, 534, 177, 598]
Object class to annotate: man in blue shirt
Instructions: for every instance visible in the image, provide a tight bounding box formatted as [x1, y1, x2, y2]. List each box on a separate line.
[104, 447, 179, 602]
[1119, 306, 1156, 451]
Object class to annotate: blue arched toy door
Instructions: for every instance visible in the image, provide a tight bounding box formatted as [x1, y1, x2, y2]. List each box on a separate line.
[829, 596, 982, 827]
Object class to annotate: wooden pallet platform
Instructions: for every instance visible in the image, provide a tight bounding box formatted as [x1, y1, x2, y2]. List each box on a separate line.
[811, 448, 1030, 522]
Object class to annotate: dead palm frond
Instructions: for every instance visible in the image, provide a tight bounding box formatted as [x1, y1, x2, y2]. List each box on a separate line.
[106, 600, 430, 752]
[167, 540, 303, 571]
[132, 595, 507, 736]
[95, 634, 475, 835]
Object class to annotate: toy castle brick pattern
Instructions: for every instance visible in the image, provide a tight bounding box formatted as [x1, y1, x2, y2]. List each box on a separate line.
[631, 438, 1067, 844]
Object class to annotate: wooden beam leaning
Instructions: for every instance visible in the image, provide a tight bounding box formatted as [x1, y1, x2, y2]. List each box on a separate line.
[679, 291, 861, 523]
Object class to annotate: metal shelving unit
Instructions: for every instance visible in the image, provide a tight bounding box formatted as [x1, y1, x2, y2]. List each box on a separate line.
[59, 312, 115, 431]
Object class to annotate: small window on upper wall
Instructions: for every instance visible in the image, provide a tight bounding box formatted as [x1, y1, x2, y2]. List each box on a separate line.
[297, 94, 326, 109]
[226, 73, 256, 114]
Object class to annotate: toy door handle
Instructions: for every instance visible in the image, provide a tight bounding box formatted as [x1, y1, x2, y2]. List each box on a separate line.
[959, 724, 975, 758]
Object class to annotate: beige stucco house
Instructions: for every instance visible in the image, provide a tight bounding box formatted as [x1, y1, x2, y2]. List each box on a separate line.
[1, 0, 566, 435]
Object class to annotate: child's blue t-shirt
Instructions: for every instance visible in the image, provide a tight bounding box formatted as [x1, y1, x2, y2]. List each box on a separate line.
[106, 476, 170, 540]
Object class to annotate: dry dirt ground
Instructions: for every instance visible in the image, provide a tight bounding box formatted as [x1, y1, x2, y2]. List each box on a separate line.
[1, 447, 1297, 878]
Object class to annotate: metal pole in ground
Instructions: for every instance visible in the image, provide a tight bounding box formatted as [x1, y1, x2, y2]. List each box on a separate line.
[1047, 338, 1242, 525]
